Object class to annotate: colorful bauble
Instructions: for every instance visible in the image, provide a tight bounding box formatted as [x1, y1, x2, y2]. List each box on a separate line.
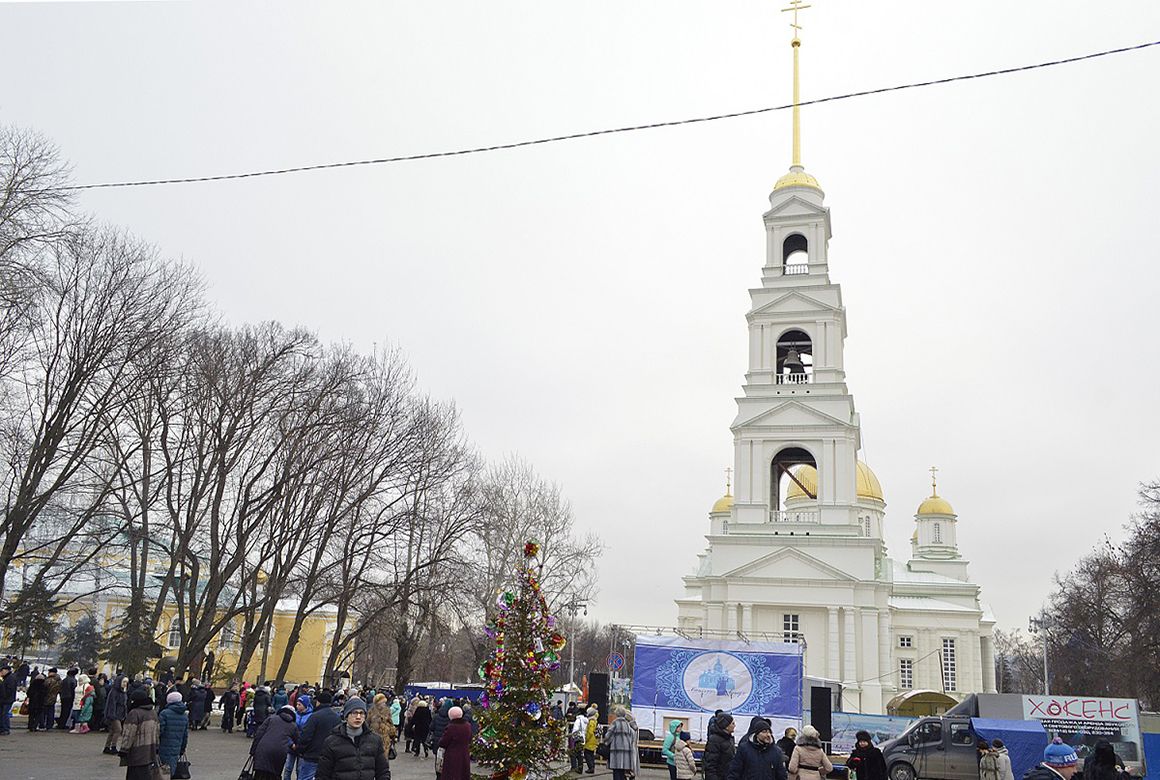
[523, 541, 541, 558]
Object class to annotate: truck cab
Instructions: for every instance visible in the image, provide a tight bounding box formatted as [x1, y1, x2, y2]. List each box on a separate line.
[881, 716, 980, 780]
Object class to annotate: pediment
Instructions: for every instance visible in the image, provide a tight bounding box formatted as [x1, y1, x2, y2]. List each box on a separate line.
[749, 290, 840, 317]
[722, 547, 857, 582]
[763, 195, 827, 220]
[734, 400, 851, 430]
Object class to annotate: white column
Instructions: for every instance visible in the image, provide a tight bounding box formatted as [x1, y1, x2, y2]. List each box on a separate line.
[878, 610, 893, 695]
[860, 609, 880, 681]
[842, 607, 857, 685]
[827, 607, 840, 681]
[981, 635, 997, 694]
[726, 603, 738, 634]
[741, 604, 754, 634]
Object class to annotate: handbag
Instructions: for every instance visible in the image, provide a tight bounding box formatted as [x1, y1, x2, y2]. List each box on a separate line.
[435, 746, 446, 773]
[389, 744, 398, 760]
[174, 754, 192, 779]
[596, 742, 611, 760]
[237, 756, 254, 780]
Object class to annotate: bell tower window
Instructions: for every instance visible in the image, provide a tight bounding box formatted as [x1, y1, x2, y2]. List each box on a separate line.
[772, 446, 816, 512]
[775, 329, 813, 385]
[783, 233, 809, 275]
[933, 522, 942, 544]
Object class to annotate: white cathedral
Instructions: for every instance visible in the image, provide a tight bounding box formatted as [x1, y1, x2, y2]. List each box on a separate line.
[675, 20, 997, 716]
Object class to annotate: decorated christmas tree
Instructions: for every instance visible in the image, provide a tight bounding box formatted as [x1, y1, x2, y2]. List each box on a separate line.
[474, 541, 568, 780]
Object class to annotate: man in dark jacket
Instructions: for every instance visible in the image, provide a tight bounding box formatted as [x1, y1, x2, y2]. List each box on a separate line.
[316, 697, 390, 780]
[298, 691, 342, 778]
[57, 667, 79, 729]
[727, 717, 788, 780]
[104, 674, 129, 754]
[252, 704, 299, 778]
[0, 665, 17, 735]
[1024, 738, 1079, 780]
[252, 685, 273, 722]
[704, 714, 737, 780]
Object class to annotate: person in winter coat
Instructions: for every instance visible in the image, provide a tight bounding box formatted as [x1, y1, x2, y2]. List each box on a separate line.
[285, 695, 315, 780]
[583, 706, 600, 774]
[390, 697, 402, 737]
[726, 717, 788, 780]
[777, 729, 798, 767]
[221, 684, 241, 733]
[26, 672, 49, 733]
[367, 694, 397, 756]
[1023, 738, 1079, 780]
[570, 705, 589, 773]
[58, 667, 79, 729]
[674, 732, 699, 780]
[104, 675, 130, 752]
[789, 725, 832, 780]
[251, 705, 299, 780]
[603, 706, 639, 780]
[70, 674, 95, 733]
[403, 696, 420, 753]
[297, 691, 341, 779]
[848, 730, 887, 780]
[119, 687, 161, 780]
[188, 682, 208, 729]
[316, 697, 390, 780]
[1081, 740, 1124, 780]
[427, 699, 452, 756]
[410, 699, 433, 757]
[0, 664, 15, 735]
[438, 706, 473, 780]
[273, 686, 290, 709]
[704, 713, 737, 780]
[44, 669, 62, 730]
[158, 691, 190, 775]
[253, 685, 273, 723]
[989, 740, 1016, 780]
[662, 719, 685, 780]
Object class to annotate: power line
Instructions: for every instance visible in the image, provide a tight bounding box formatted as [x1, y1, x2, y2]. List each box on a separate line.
[63, 38, 1160, 192]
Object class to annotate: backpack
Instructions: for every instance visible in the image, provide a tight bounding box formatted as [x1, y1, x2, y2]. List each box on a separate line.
[980, 751, 1002, 780]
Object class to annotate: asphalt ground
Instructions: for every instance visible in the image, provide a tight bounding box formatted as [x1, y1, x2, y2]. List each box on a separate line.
[0, 713, 669, 780]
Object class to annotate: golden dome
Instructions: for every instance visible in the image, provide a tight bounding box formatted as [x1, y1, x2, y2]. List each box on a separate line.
[774, 166, 822, 191]
[917, 495, 955, 516]
[711, 493, 735, 513]
[785, 461, 884, 502]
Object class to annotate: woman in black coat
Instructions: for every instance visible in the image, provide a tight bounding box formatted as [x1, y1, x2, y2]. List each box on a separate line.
[26, 674, 48, 732]
[848, 730, 888, 780]
[704, 714, 737, 780]
[250, 705, 299, 780]
[409, 700, 432, 757]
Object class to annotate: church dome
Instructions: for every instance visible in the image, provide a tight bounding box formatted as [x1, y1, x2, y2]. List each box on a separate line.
[775, 166, 822, 191]
[785, 461, 884, 502]
[917, 495, 955, 516]
[711, 493, 734, 513]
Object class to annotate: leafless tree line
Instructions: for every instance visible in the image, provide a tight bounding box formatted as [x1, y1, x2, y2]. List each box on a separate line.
[0, 124, 602, 687]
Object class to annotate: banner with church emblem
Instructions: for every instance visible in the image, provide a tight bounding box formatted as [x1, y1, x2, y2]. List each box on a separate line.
[631, 634, 804, 741]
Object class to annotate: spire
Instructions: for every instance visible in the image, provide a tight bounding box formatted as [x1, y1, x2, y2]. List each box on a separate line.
[775, 1, 822, 192]
[725, 467, 733, 496]
[929, 465, 939, 497]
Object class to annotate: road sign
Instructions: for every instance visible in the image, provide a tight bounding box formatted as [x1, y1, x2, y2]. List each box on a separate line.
[608, 651, 625, 672]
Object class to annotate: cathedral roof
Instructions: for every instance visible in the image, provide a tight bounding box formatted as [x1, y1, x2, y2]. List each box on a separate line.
[710, 493, 735, 513]
[785, 461, 884, 502]
[917, 495, 955, 516]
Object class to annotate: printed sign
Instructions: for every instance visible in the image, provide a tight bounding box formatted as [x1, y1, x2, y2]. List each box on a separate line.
[1022, 696, 1142, 763]
[631, 634, 803, 741]
[608, 652, 625, 672]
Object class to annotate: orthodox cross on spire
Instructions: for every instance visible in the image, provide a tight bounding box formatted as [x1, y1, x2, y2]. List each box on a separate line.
[781, 0, 812, 168]
[929, 465, 939, 496]
[724, 467, 734, 495]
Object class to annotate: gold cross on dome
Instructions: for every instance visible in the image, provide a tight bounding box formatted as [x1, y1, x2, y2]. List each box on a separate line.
[929, 465, 939, 496]
[724, 467, 734, 494]
[781, 0, 812, 37]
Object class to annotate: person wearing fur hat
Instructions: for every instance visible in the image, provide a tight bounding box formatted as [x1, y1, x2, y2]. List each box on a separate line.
[727, 717, 789, 780]
[119, 688, 161, 780]
[316, 697, 390, 780]
[367, 693, 397, 758]
[251, 704, 300, 780]
[1023, 738, 1080, 780]
[410, 698, 433, 757]
[789, 725, 832, 780]
[438, 705, 473, 780]
[848, 730, 887, 780]
[158, 690, 189, 775]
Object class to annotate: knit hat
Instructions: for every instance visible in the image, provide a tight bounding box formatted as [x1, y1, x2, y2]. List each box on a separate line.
[717, 714, 734, 728]
[343, 696, 367, 716]
[1044, 738, 1078, 767]
[130, 688, 151, 706]
[449, 706, 464, 720]
[167, 691, 183, 704]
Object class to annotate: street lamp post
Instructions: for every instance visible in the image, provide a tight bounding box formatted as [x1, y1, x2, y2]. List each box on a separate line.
[561, 596, 588, 704]
[1028, 613, 1050, 695]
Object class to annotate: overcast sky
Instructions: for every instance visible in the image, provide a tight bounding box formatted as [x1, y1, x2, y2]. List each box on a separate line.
[4, 1, 1159, 634]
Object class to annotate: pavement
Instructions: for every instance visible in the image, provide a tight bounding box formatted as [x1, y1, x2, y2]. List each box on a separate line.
[0, 715, 670, 780]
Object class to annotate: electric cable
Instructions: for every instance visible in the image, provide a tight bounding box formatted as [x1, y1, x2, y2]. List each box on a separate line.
[58, 38, 1160, 192]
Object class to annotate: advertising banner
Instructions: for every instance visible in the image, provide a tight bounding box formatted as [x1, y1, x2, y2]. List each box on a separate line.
[1022, 695, 1142, 763]
[828, 712, 915, 754]
[631, 635, 804, 741]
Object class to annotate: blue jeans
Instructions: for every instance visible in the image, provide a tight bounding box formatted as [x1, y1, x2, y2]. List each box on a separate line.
[297, 759, 318, 780]
[284, 754, 299, 780]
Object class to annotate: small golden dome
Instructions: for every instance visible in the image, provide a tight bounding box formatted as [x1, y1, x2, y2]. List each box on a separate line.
[774, 166, 822, 191]
[786, 461, 884, 502]
[917, 495, 955, 516]
[711, 493, 735, 513]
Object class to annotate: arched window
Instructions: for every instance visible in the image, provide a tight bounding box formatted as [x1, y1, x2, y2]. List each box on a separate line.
[783, 233, 809, 275]
[775, 329, 813, 384]
[167, 618, 182, 648]
[771, 446, 817, 514]
[933, 523, 942, 544]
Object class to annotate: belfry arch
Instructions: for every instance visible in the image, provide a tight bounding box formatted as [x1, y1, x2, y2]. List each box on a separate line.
[775, 328, 813, 383]
[783, 233, 808, 274]
[771, 446, 816, 511]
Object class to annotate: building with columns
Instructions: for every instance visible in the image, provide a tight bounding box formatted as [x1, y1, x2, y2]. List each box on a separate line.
[674, 12, 996, 715]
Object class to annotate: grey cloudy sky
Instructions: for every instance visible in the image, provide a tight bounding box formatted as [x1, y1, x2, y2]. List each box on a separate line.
[4, 1, 1159, 633]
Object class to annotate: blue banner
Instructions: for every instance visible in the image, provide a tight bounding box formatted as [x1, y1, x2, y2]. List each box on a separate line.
[631, 635, 803, 718]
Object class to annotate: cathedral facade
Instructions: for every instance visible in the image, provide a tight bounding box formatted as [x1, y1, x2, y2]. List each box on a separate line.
[675, 165, 997, 715]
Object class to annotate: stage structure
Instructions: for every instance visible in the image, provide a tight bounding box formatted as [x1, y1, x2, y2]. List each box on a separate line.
[631, 633, 804, 741]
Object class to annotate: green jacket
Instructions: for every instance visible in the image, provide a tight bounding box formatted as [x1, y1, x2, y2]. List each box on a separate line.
[662, 720, 683, 765]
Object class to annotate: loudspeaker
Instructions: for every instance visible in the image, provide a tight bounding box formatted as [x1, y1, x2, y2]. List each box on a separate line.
[810, 686, 832, 743]
[589, 673, 610, 724]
